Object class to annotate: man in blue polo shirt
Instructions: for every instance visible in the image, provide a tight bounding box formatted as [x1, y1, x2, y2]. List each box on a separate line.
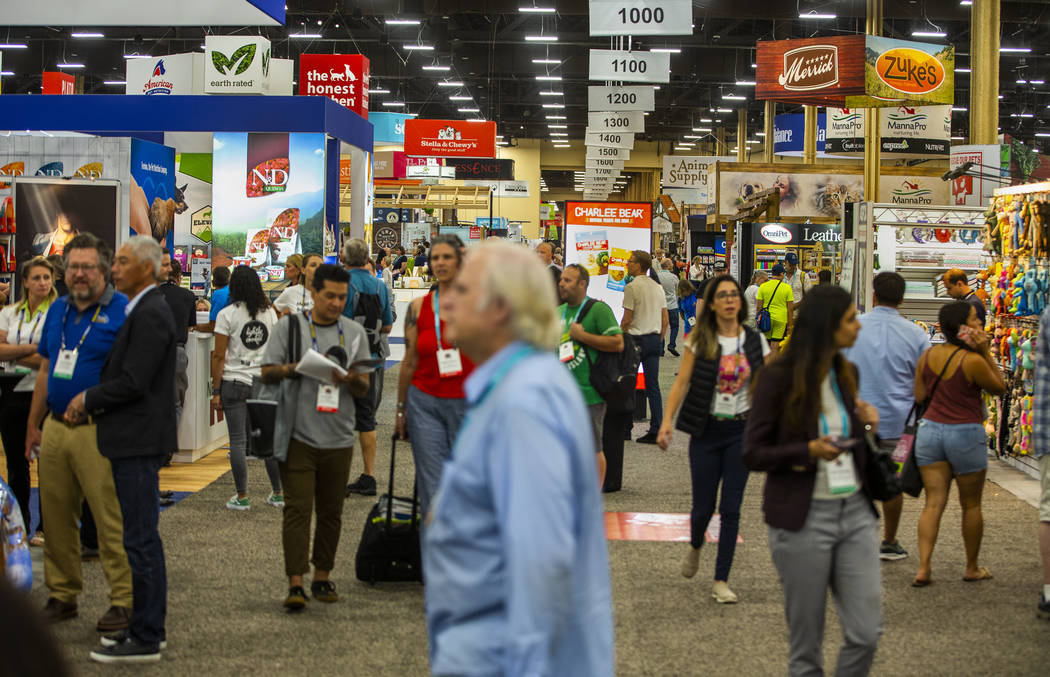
[25, 233, 133, 633]
[341, 238, 394, 496]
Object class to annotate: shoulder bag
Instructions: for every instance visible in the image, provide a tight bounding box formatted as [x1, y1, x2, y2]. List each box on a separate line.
[246, 313, 301, 461]
[896, 346, 964, 497]
[755, 280, 782, 334]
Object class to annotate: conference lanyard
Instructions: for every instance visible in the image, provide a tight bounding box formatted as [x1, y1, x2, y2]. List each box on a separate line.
[433, 288, 458, 349]
[561, 301, 585, 337]
[59, 302, 103, 352]
[819, 367, 851, 437]
[468, 346, 534, 416]
[307, 311, 344, 353]
[15, 306, 44, 345]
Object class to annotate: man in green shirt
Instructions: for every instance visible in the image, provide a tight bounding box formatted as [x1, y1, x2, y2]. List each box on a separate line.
[557, 264, 624, 486]
[756, 263, 795, 352]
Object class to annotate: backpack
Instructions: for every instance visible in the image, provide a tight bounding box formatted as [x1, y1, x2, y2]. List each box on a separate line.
[756, 280, 782, 333]
[577, 299, 642, 410]
[349, 280, 384, 357]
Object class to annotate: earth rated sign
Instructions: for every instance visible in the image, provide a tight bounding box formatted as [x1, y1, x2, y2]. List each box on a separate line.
[205, 36, 271, 94]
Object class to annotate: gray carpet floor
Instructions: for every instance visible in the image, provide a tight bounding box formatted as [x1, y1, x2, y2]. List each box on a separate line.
[31, 355, 1050, 676]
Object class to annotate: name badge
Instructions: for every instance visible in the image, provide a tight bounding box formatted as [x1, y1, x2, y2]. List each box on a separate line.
[826, 451, 858, 494]
[316, 384, 339, 413]
[436, 348, 463, 378]
[712, 392, 736, 418]
[559, 341, 575, 362]
[53, 349, 79, 380]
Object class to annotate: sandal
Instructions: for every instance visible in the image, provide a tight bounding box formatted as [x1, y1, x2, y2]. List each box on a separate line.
[29, 532, 44, 547]
[962, 566, 993, 582]
[911, 578, 932, 588]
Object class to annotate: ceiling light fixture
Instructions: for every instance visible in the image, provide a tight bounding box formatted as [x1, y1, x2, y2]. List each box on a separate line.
[693, 127, 712, 132]
[542, 103, 566, 108]
[650, 47, 681, 53]
[449, 95, 473, 101]
[1036, 133, 1050, 138]
[960, 1, 973, 5]
[382, 102, 407, 107]
[723, 94, 747, 100]
[951, 106, 967, 112]
[0, 43, 28, 49]
[716, 108, 733, 113]
[124, 54, 152, 59]
[536, 75, 562, 81]
[756, 132, 767, 137]
[437, 81, 464, 87]
[403, 44, 435, 50]
[1001, 47, 1032, 53]
[539, 91, 564, 96]
[56, 63, 85, 69]
[735, 80, 756, 86]
[71, 32, 105, 38]
[955, 67, 971, 73]
[799, 12, 837, 20]
[519, 5, 556, 12]
[683, 135, 702, 139]
[0, 71, 14, 76]
[368, 88, 390, 94]
[103, 80, 126, 85]
[422, 65, 451, 71]
[1011, 113, 1034, 118]
[458, 107, 481, 112]
[548, 124, 568, 128]
[290, 33, 322, 39]
[386, 19, 421, 25]
[550, 132, 568, 136]
[533, 58, 561, 64]
[546, 115, 567, 119]
[911, 31, 947, 38]
[525, 35, 558, 42]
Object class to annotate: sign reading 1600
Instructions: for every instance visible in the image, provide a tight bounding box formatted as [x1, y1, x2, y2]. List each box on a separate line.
[588, 0, 693, 37]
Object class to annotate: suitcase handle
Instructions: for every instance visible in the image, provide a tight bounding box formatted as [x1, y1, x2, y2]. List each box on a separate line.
[387, 434, 419, 529]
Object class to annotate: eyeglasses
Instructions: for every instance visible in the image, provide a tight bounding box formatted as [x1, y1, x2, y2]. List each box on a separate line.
[714, 290, 740, 301]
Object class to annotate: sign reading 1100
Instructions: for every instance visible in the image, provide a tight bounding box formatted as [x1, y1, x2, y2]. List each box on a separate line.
[588, 0, 694, 37]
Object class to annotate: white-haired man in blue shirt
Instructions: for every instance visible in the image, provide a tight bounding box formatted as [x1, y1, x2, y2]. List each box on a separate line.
[423, 240, 614, 676]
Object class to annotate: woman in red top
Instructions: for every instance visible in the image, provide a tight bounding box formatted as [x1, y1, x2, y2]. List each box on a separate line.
[396, 235, 474, 515]
[912, 301, 1006, 586]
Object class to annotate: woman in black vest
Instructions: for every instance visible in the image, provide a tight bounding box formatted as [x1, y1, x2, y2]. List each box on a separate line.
[658, 273, 770, 604]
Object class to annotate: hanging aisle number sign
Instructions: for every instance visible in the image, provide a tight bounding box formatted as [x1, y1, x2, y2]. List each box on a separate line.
[586, 158, 625, 170]
[588, 110, 645, 132]
[589, 50, 670, 84]
[586, 145, 631, 160]
[588, 0, 693, 36]
[585, 131, 635, 149]
[588, 86, 656, 111]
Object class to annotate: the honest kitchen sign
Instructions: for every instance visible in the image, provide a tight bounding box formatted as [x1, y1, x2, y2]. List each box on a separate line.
[205, 36, 271, 94]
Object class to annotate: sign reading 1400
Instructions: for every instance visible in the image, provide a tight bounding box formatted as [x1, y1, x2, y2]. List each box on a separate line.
[588, 0, 693, 37]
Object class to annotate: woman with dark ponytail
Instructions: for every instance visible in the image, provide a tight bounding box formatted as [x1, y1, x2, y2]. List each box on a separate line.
[742, 285, 883, 676]
[911, 300, 1006, 586]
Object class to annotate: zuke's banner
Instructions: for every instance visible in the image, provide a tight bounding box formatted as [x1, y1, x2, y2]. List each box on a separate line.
[756, 35, 953, 108]
[298, 54, 369, 119]
[824, 105, 951, 157]
[126, 54, 204, 95]
[446, 158, 514, 180]
[42, 72, 75, 95]
[403, 120, 497, 158]
[204, 35, 271, 94]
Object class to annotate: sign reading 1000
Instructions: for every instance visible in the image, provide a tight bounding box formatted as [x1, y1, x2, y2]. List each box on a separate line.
[588, 0, 694, 37]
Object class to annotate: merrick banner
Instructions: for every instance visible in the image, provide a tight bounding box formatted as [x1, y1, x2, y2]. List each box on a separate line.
[756, 35, 953, 108]
[403, 120, 497, 158]
[298, 54, 369, 119]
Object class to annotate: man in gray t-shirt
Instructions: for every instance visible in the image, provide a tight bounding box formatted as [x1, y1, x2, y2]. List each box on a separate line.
[261, 264, 371, 611]
[657, 259, 681, 356]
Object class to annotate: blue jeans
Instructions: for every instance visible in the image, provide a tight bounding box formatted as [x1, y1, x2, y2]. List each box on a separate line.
[405, 385, 468, 516]
[663, 310, 680, 352]
[688, 418, 749, 580]
[914, 419, 988, 475]
[221, 378, 282, 496]
[636, 333, 663, 435]
[110, 455, 167, 646]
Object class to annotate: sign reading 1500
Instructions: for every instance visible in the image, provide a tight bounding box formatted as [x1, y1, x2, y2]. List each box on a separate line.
[588, 0, 693, 37]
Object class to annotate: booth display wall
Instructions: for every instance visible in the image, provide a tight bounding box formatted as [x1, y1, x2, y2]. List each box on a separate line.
[455, 140, 543, 239]
[563, 200, 653, 321]
[740, 221, 842, 288]
[129, 138, 177, 249]
[211, 132, 325, 272]
[13, 178, 121, 263]
[174, 153, 214, 295]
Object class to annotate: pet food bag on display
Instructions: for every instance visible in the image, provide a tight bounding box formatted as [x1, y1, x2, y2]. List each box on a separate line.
[245, 228, 270, 267]
[266, 207, 301, 264]
[606, 247, 630, 292]
[575, 231, 609, 277]
[245, 133, 290, 198]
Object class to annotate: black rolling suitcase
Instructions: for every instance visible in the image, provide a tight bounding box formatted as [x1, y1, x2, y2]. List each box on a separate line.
[354, 435, 423, 585]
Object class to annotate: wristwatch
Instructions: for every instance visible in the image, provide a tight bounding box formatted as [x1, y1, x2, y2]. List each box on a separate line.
[212, 388, 221, 396]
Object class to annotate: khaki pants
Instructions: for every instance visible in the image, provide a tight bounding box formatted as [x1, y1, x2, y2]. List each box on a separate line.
[38, 417, 133, 607]
[279, 439, 352, 577]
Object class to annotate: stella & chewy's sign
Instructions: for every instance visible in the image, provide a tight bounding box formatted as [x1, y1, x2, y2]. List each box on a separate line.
[778, 44, 839, 91]
[404, 120, 497, 158]
[757, 35, 952, 108]
[298, 54, 370, 119]
[205, 35, 271, 95]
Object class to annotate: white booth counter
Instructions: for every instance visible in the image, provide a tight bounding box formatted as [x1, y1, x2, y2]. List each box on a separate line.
[175, 332, 228, 462]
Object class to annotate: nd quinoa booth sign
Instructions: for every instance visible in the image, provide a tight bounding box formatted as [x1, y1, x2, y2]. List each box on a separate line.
[756, 34, 954, 108]
[403, 120, 497, 158]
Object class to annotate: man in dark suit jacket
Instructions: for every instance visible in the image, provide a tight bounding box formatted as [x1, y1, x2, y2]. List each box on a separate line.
[65, 235, 176, 664]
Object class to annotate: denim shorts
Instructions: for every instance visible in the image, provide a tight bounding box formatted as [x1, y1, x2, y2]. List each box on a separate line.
[914, 419, 988, 475]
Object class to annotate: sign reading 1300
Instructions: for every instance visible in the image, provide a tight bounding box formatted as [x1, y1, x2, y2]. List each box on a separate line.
[588, 0, 693, 37]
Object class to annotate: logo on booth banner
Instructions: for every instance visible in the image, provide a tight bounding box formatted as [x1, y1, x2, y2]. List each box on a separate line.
[143, 59, 174, 95]
[777, 45, 839, 91]
[891, 180, 934, 205]
[876, 48, 945, 95]
[760, 224, 793, 244]
[212, 44, 257, 76]
[885, 105, 929, 131]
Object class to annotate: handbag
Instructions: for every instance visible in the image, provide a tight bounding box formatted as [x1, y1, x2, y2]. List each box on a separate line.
[755, 280, 782, 334]
[247, 313, 301, 460]
[862, 426, 902, 502]
[894, 346, 964, 497]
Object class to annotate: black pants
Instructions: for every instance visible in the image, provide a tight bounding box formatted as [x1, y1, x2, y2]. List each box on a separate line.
[0, 390, 40, 533]
[111, 455, 167, 646]
[602, 406, 633, 493]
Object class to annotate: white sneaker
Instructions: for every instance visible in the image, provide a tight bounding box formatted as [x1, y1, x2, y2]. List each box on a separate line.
[267, 492, 285, 508]
[712, 581, 738, 604]
[225, 495, 251, 511]
[681, 546, 701, 578]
